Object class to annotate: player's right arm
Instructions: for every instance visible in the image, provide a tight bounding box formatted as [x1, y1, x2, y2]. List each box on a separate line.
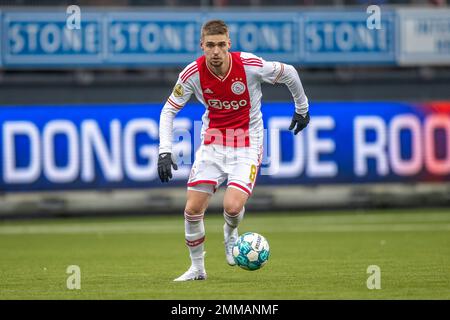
[158, 63, 196, 182]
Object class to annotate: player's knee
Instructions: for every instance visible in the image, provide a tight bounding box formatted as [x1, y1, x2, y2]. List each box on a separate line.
[223, 203, 243, 216]
[184, 206, 205, 217]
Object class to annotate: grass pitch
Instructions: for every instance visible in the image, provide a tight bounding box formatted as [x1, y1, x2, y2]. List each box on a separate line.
[0, 208, 449, 299]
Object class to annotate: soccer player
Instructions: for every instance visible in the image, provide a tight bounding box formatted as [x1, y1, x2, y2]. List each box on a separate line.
[158, 20, 310, 281]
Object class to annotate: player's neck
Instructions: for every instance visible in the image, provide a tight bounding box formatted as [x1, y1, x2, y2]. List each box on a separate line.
[209, 53, 230, 78]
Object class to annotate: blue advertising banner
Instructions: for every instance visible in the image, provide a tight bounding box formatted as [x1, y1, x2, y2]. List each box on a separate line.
[2, 11, 104, 66]
[1, 102, 449, 192]
[204, 12, 299, 63]
[3, 8, 450, 67]
[0, 8, 402, 67]
[302, 11, 396, 64]
[104, 12, 203, 65]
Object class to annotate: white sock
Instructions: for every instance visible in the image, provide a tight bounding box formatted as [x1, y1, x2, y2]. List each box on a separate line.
[184, 212, 205, 271]
[223, 207, 245, 235]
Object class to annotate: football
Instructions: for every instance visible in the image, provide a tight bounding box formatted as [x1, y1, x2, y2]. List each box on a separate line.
[232, 232, 270, 271]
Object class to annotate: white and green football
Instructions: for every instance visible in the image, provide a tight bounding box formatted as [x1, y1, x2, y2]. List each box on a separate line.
[232, 232, 270, 271]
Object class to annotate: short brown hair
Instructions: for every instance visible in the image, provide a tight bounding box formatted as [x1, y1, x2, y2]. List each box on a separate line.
[201, 20, 229, 39]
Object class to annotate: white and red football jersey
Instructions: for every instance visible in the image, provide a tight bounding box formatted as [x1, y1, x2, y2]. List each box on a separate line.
[159, 51, 308, 153]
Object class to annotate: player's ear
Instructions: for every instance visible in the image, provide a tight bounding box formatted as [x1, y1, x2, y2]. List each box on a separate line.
[200, 35, 206, 50]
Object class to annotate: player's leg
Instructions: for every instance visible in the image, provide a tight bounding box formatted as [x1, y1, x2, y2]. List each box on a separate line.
[174, 143, 225, 281]
[174, 187, 212, 282]
[222, 186, 249, 265]
[184, 188, 211, 271]
[222, 143, 261, 266]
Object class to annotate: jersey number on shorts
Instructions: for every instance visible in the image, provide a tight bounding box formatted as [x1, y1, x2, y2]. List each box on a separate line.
[249, 164, 257, 183]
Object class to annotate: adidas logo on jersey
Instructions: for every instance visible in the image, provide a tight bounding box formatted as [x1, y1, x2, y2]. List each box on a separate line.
[204, 88, 214, 94]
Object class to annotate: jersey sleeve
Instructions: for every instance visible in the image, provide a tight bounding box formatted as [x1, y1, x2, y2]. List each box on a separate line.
[260, 60, 286, 84]
[167, 68, 195, 110]
[159, 65, 196, 154]
[260, 58, 309, 116]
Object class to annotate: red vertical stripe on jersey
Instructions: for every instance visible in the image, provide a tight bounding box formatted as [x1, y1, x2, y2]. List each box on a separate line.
[197, 52, 251, 147]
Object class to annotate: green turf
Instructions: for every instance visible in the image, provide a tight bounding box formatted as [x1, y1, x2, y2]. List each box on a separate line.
[0, 208, 449, 299]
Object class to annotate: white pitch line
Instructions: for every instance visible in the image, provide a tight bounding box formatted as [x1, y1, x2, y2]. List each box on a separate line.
[0, 224, 182, 235]
[0, 223, 449, 235]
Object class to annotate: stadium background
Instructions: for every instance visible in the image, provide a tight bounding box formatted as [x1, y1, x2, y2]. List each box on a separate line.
[0, 0, 449, 300]
[1, 0, 449, 216]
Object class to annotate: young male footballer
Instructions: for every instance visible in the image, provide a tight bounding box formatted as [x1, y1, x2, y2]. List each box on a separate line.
[158, 20, 310, 281]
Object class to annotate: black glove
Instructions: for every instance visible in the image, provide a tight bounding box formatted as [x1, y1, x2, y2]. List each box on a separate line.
[289, 111, 310, 135]
[158, 152, 178, 183]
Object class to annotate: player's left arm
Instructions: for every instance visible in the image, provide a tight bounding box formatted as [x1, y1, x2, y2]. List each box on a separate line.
[261, 60, 310, 135]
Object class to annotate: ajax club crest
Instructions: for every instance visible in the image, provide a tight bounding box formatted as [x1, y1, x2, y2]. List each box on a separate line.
[231, 80, 246, 95]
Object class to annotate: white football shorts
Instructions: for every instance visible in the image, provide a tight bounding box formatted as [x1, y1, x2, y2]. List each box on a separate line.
[187, 143, 263, 196]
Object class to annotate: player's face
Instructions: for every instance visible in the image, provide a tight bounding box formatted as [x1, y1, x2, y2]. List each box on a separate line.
[201, 34, 231, 68]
